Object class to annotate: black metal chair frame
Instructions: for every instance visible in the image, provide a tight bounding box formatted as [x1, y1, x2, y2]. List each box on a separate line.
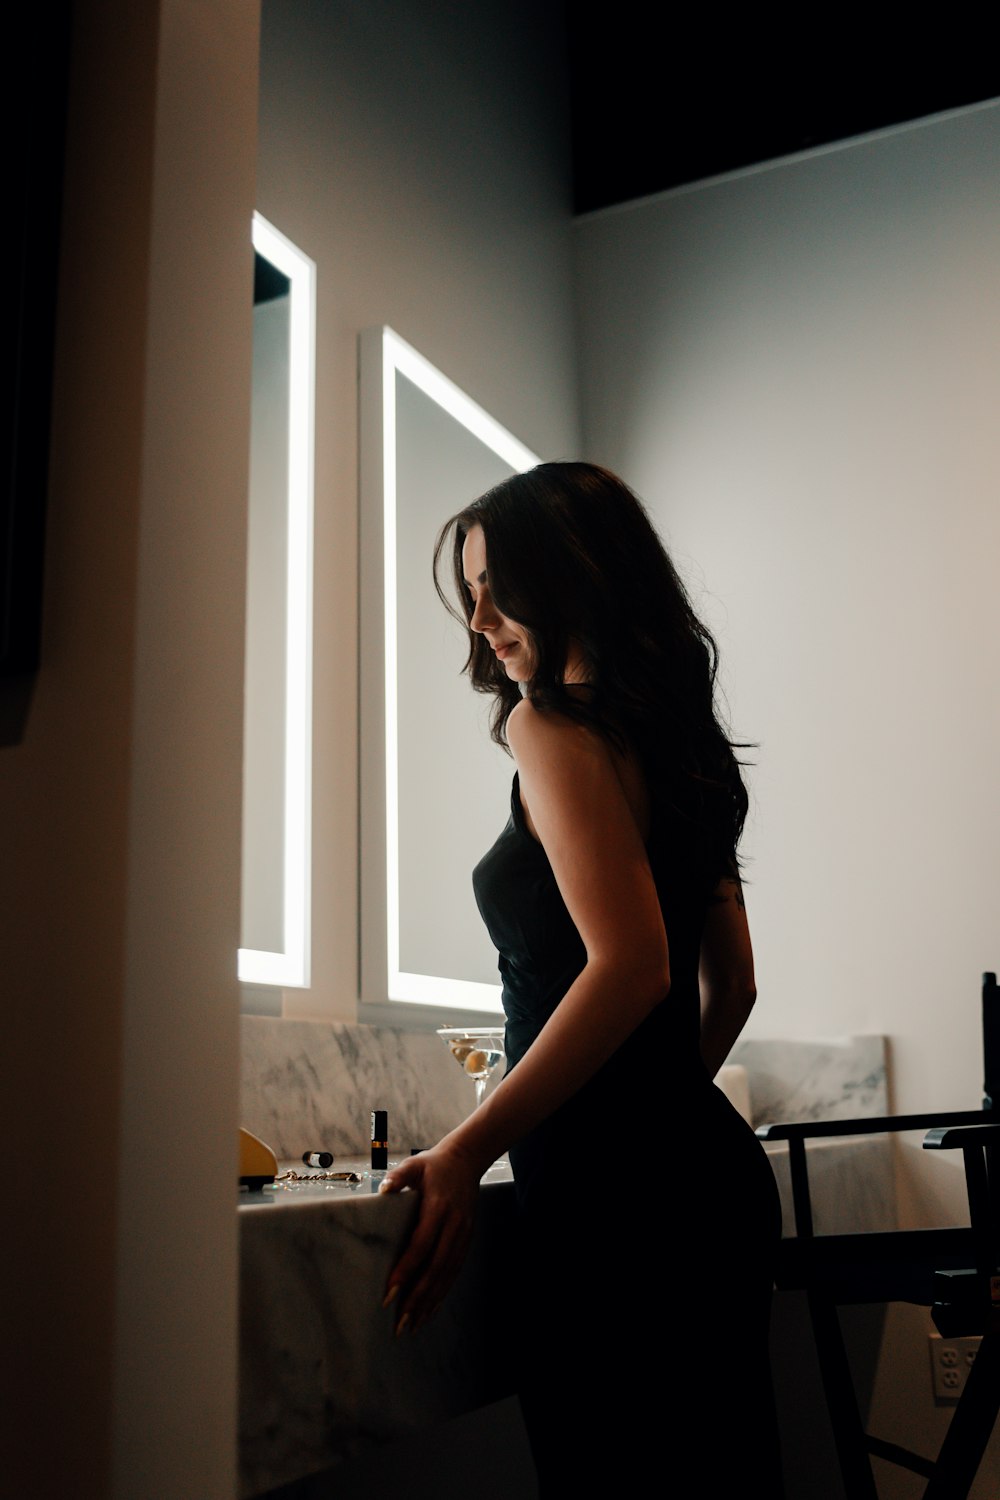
[757, 972, 1000, 1499]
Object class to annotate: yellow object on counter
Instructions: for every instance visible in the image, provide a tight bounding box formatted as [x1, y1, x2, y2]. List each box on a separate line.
[239, 1126, 277, 1189]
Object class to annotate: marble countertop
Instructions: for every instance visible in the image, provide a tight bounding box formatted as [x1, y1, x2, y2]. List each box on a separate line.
[240, 1153, 511, 1208]
[237, 1135, 894, 1499]
[239, 1132, 894, 1236]
[239, 1155, 520, 1499]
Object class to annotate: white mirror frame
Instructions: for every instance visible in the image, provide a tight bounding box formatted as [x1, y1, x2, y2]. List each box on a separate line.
[359, 326, 540, 1012]
[238, 213, 316, 988]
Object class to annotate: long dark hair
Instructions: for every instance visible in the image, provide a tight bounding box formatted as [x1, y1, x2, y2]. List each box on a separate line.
[433, 461, 752, 871]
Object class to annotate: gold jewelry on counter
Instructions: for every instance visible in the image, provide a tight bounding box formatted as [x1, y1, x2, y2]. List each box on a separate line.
[274, 1168, 362, 1185]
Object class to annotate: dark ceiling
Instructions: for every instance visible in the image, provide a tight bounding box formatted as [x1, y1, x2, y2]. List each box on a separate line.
[565, 12, 1000, 215]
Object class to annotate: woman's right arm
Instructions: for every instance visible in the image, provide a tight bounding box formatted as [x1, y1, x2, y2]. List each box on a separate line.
[698, 876, 757, 1078]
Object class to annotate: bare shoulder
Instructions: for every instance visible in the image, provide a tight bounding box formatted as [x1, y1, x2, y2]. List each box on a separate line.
[506, 700, 625, 846]
[506, 696, 609, 769]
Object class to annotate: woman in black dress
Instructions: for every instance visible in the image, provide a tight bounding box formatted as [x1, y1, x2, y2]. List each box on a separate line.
[380, 462, 784, 1495]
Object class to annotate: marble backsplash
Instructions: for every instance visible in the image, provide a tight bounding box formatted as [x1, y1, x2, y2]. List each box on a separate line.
[240, 1016, 888, 1159]
[241, 1016, 481, 1159]
[731, 1033, 887, 1126]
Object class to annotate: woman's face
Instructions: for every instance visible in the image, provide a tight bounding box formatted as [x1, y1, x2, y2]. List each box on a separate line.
[461, 524, 536, 683]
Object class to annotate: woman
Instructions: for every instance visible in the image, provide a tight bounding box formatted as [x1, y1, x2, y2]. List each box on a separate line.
[380, 462, 784, 1494]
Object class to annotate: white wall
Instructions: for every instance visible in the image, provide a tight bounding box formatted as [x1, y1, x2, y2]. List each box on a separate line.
[574, 102, 1000, 1496]
[110, 5, 259, 1494]
[255, 0, 579, 1022]
[575, 99, 1000, 1193]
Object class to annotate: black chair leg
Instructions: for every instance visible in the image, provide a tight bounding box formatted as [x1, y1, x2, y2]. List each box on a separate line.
[807, 1290, 880, 1500]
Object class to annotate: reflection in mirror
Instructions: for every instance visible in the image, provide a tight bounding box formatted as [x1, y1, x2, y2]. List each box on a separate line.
[239, 214, 315, 989]
[359, 327, 541, 1014]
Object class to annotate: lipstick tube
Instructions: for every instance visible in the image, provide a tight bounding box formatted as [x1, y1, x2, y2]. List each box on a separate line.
[371, 1109, 388, 1170]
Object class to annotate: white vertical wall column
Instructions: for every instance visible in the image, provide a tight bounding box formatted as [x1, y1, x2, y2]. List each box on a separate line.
[3, 3, 260, 1497]
[111, 3, 260, 1497]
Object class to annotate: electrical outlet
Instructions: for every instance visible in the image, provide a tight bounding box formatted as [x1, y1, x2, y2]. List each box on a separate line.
[929, 1332, 982, 1404]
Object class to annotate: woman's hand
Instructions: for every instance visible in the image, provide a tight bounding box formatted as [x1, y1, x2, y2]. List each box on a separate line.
[378, 1140, 483, 1334]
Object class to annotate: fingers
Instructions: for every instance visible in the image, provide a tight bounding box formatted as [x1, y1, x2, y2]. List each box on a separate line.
[382, 1195, 448, 1309]
[378, 1156, 422, 1195]
[376, 1146, 480, 1334]
[379, 1161, 427, 1312]
[380, 1182, 435, 1309]
[391, 1214, 472, 1333]
[382, 1194, 473, 1333]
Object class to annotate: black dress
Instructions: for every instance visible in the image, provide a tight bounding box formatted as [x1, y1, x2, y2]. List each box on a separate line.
[473, 772, 785, 1497]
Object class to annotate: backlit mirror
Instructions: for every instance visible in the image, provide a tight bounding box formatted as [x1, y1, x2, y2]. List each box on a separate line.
[239, 213, 315, 989]
[359, 327, 541, 1014]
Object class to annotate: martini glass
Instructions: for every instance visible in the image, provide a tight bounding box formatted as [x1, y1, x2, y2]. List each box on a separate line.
[436, 1025, 508, 1168]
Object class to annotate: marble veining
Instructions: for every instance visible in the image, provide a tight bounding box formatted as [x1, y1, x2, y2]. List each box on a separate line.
[241, 1019, 885, 1163]
[730, 1034, 887, 1127]
[241, 1016, 489, 1160]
